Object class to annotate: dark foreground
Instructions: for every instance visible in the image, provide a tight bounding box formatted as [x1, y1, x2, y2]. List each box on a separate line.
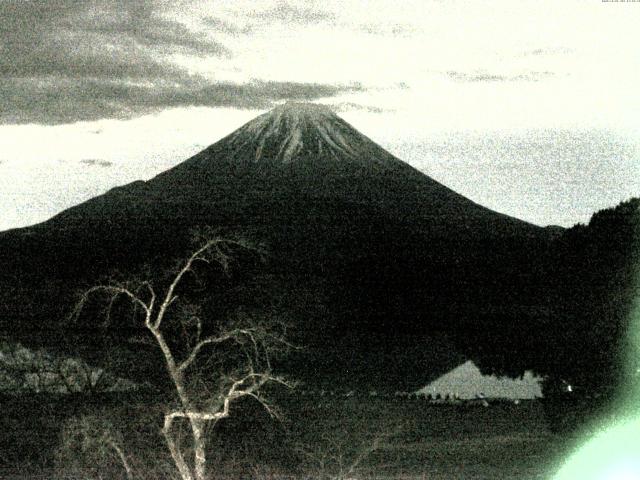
[0, 391, 586, 479]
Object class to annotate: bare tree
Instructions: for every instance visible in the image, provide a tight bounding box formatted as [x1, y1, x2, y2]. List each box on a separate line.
[297, 430, 392, 480]
[71, 237, 293, 480]
[57, 415, 134, 480]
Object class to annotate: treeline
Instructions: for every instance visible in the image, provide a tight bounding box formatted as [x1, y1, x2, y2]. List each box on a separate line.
[546, 197, 639, 393]
[468, 198, 639, 400]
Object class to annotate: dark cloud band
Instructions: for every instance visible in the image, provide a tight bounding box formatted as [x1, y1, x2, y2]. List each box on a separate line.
[0, 0, 362, 125]
[0, 75, 364, 125]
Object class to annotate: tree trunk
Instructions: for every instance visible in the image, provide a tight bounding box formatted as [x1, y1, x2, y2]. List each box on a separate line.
[192, 419, 208, 480]
[163, 415, 194, 480]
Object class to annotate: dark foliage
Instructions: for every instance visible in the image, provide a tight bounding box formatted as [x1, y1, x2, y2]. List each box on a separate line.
[463, 197, 639, 427]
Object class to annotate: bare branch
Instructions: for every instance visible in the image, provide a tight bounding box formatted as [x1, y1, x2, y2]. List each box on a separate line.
[70, 285, 151, 326]
[177, 332, 238, 372]
[155, 238, 234, 329]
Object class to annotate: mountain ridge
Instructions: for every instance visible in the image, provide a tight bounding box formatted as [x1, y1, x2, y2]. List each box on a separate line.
[4, 102, 543, 237]
[52, 102, 540, 238]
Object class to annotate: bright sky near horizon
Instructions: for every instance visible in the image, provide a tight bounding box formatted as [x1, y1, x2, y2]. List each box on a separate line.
[1, 0, 638, 231]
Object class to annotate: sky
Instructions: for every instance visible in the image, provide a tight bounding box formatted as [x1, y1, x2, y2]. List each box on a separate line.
[1, 0, 638, 230]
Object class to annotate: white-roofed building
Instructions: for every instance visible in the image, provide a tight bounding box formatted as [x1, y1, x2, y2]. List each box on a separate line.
[418, 360, 543, 400]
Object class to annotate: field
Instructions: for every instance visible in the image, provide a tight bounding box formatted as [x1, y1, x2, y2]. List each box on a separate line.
[0, 392, 579, 479]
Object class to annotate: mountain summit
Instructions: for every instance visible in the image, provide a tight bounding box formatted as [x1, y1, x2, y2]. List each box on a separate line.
[146, 102, 535, 235]
[220, 102, 399, 168]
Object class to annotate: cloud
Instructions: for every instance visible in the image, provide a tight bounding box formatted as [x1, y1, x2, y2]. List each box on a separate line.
[358, 23, 417, 36]
[202, 2, 335, 36]
[523, 47, 573, 56]
[247, 1, 336, 26]
[445, 70, 556, 82]
[80, 159, 113, 167]
[332, 102, 390, 114]
[83, 14, 231, 58]
[0, 0, 229, 74]
[202, 17, 255, 37]
[0, 0, 223, 86]
[0, 75, 364, 124]
[0, 0, 362, 124]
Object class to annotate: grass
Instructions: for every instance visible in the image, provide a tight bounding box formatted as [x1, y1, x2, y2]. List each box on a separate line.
[0, 392, 578, 479]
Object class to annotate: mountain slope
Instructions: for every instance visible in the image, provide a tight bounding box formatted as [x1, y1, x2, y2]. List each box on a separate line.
[0, 102, 555, 389]
[42, 102, 536, 233]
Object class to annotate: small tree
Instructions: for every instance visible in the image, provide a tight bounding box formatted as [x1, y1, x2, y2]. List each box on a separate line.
[0, 341, 123, 394]
[72, 237, 293, 480]
[57, 415, 134, 480]
[297, 429, 394, 480]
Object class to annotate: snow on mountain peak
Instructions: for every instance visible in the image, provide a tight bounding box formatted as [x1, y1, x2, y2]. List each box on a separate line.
[222, 102, 396, 167]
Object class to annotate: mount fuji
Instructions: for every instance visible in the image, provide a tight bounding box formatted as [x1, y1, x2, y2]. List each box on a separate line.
[0, 103, 556, 389]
